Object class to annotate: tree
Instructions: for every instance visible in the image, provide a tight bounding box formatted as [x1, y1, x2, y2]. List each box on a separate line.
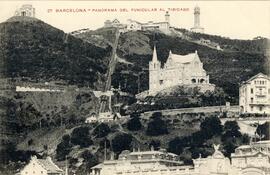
[93, 123, 111, 138]
[168, 136, 191, 155]
[222, 121, 242, 141]
[56, 135, 73, 161]
[256, 122, 270, 140]
[200, 116, 223, 139]
[223, 140, 237, 158]
[149, 140, 160, 150]
[70, 127, 93, 148]
[112, 134, 133, 155]
[81, 150, 98, 168]
[146, 112, 168, 136]
[127, 114, 142, 131]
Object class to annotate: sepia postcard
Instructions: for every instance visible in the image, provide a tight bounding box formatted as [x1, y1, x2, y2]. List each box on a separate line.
[0, 1, 270, 175]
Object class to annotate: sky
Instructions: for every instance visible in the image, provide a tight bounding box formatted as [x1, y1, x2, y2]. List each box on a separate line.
[0, 1, 270, 40]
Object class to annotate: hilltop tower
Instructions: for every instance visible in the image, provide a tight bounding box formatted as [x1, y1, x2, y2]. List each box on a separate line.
[14, 4, 35, 17]
[191, 5, 204, 33]
[194, 5, 200, 28]
[165, 11, 170, 25]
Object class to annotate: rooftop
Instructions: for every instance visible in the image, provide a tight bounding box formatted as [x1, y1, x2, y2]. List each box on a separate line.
[32, 156, 63, 173]
[169, 51, 199, 64]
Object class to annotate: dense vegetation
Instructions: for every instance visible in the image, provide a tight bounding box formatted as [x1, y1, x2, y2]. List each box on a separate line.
[146, 112, 168, 136]
[168, 118, 249, 163]
[127, 87, 228, 114]
[0, 16, 111, 87]
[109, 30, 268, 101]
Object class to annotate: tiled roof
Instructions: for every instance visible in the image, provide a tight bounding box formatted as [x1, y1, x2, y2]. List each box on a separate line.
[37, 157, 63, 173]
[243, 73, 270, 84]
[170, 53, 197, 64]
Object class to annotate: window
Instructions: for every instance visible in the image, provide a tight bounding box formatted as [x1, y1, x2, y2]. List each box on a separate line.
[251, 106, 253, 111]
[159, 80, 163, 85]
[251, 88, 253, 94]
[251, 98, 254, 103]
[41, 171, 43, 174]
[259, 106, 263, 111]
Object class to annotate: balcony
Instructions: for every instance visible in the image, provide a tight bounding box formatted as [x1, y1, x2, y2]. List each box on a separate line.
[250, 101, 269, 105]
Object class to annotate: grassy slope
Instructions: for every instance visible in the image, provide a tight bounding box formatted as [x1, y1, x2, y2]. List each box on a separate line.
[0, 16, 111, 89]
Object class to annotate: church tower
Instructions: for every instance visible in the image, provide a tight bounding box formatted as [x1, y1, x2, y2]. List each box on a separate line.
[165, 11, 170, 24]
[149, 46, 160, 93]
[190, 5, 204, 33]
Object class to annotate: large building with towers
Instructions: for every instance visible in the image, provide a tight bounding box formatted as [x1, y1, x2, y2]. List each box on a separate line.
[148, 46, 215, 94]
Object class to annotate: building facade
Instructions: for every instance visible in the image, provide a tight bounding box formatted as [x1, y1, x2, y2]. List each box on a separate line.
[103, 19, 127, 33]
[231, 140, 270, 175]
[239, 73, 270, 114]
[91, 148, 188, 175]
[149, 46, 215, 94]
[19, 156, 63, 175]
[127, 12, 170, 34]
[190, 5, 204, 33]
[104, 12, 170, 34]
[91, 142, 270, 175]
[14, 4, 35, 18]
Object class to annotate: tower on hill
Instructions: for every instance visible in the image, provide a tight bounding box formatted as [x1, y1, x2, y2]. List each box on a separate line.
[190, 5, 204, 33]
[14, 4, 35, 18]
[165, 11, 170, 24]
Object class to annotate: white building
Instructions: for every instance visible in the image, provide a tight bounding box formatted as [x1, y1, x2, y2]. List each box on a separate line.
[91, 147, 186, 175]
[126, 12, 170, 34]
[91, 142, 270, 175]
[15, 4, 35, 18]
[19, 156, 63, 175]
[231, 140, 270, 175]
[103, 19, 127, 33]
[193, 144, 238, 175]
[148, 46, 215, 95]
[190, 5, 204, 33]
[239, 73, 270, 114]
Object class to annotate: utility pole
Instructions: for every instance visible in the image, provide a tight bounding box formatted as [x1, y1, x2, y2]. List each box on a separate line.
[65, 155, 68, 175]
[104, 139, 107, 161]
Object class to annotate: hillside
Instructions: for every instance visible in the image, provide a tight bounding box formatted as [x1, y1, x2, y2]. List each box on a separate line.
[0, 16, 112, 89]
[75, 28, 269, 103]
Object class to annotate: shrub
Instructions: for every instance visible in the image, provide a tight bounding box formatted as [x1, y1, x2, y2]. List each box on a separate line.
[256, 122, 270, 140]
[146, 112, 168, 136]
[81, 150, 98, 168]
[93, 123, 111, 138]
[149, 140, 160, 150]
[56, 135, 73, 161]
[127, 115, 142, 131]
[112, 133, 133, 155]
[70, 127, 93, 148]
[28, 139, 33, 146]
[200, 116, 223, 139]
